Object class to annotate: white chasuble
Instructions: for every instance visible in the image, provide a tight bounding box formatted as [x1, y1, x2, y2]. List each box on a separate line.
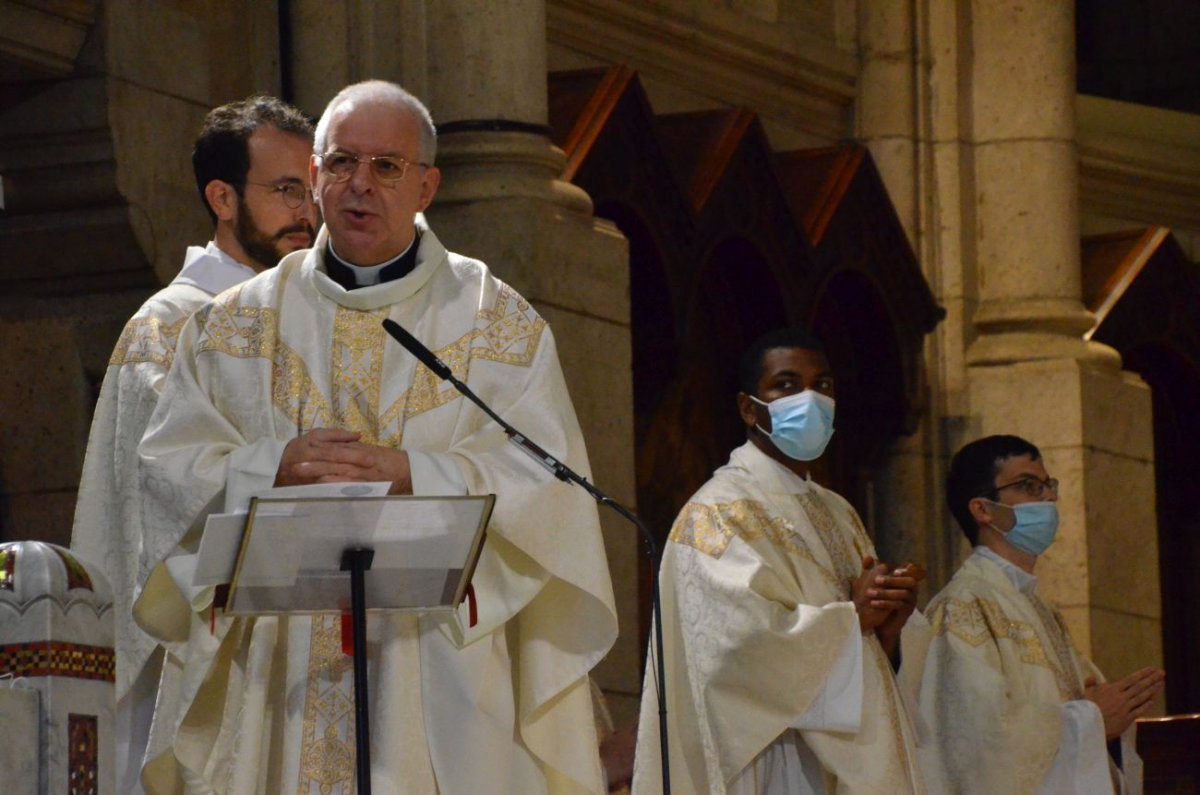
[73, 242, 258, 699]
[136, 222, 618, 795]
[919, 549, 1143, 795]
[632, 442, 929, 795]
[70, 243, 258, 794]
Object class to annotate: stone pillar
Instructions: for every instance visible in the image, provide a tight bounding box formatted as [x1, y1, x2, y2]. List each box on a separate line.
[856, 2, 958, 589]
[419, 1, 638, 711]
[965, 1, 1113, 369]
[963, 1, 1161, 679]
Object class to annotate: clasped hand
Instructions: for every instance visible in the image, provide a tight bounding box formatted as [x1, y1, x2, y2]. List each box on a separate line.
[1084, 667, 1165, 740]
[852, 556, 924, 658]
[274, 428, 413, 495]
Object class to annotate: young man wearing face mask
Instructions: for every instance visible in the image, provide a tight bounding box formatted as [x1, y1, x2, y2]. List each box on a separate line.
[632, 328, 931, 795]
[918, 435, 1165, 794]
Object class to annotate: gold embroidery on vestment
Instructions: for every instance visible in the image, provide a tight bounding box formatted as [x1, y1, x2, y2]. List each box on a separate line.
[794, 491, 867, 585]
[930, 596, 1080, 700]
[398, 283, 546, 422]
[195, 298, 278, 360]
[331, 307, 388, 442]
[870, 643, 919, 791]
[400, 333, 471, 423]
[669, 500, 843, 591]
[1028, 595, 1086, 700]
[109, 316, 188, 367]
[273, 343, 335, 432]
[473, 283, 546, 366]
[298, 615, 355, 794]
[193, 280, 546, 437]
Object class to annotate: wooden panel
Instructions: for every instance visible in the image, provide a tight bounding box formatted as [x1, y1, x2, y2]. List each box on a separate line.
[1138, 714, 1200, 794]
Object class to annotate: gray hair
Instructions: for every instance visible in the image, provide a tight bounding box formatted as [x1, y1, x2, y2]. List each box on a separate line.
[313, 80, 438, 165]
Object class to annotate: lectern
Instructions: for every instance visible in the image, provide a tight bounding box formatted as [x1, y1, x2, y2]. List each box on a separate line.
[219, 494, 493, 795]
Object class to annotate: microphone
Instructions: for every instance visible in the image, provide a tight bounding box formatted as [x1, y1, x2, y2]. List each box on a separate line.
[382, 318, 673, 794]
[382, 318, 452, 380]
[382, 318, 567, 482]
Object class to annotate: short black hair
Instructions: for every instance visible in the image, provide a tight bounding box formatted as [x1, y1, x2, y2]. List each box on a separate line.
[737, 327, 825, 396]
[946, 434, 1042, 545]
[192, 95, 314, 224]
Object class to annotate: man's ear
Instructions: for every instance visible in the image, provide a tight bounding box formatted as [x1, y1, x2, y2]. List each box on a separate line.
[968, 497, 990, 526]
[970, 497, 1012, 532]
[204, 180, 238, 223]
[736, 392, 759, 431]
[416, 166, 441, 212]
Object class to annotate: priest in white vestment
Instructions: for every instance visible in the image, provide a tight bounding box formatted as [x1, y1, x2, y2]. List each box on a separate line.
[69, 96, 316, 795]
[632, 328, 931, 795]
[919, 434, 1165, 794]
[135, 81, 617, 794]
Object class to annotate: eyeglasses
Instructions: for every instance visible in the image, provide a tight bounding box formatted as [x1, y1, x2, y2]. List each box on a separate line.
[315, 151, 427, 184]
[244, 181, 312, 209]
[981, 477, 1059, 500]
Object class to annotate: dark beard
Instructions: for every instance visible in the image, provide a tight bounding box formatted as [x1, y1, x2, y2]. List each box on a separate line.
[234, 199, 314, 270]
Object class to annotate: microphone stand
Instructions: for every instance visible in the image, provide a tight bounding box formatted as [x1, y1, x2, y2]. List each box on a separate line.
[382, 319, 671, 794]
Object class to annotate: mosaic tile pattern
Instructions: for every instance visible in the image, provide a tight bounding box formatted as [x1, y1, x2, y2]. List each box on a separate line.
[0, 641, 115, 681]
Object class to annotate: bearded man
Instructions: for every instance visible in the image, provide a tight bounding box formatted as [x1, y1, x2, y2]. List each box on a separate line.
[135, 80, 616, 794]
[69, 94, 315, 795]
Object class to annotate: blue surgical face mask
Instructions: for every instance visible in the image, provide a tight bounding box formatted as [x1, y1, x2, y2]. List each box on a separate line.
[750, 390, 835, 462]
[985, 499, 1059, 556]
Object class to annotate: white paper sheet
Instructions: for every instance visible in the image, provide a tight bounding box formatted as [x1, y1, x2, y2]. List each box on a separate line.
[192, 482, 393, 586]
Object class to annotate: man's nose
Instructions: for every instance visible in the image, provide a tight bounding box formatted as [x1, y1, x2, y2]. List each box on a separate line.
[297, 192, 318, 224]
[347, 159, 374, 192]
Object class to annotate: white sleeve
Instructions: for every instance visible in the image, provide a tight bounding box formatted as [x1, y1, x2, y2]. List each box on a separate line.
[789, 613, 863, 733]
[223, 438, 290, 512]
[408, 450, 468, 496]
[1036, 699, 1116, 795]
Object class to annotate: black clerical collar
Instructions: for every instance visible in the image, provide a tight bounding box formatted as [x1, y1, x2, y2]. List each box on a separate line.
[324, 231, 421, 290]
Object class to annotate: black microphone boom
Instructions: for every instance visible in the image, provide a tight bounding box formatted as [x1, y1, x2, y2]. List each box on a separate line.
[381, 318, 452, 380]
[381, 318, 672, 794]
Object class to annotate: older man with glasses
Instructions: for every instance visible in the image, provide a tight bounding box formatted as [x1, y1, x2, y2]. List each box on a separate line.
[917, 434, 1164, 795]
[134, 80, 616, 794]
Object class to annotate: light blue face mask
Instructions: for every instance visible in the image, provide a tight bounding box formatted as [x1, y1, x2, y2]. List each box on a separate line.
[986, 500, 1060, 556]
[750, 390, 835, 462]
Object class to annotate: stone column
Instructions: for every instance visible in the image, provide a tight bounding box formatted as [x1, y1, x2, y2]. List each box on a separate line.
[856, 1, 959, 589]
[420, 0, 639, 711]
[964, 1, 1161, 680]
[966, 1, 1113, 369]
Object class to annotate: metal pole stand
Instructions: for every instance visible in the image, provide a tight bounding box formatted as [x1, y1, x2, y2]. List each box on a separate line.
[341, 547, 375, 795]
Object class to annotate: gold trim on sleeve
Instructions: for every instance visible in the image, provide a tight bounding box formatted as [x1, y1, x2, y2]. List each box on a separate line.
[930, 596, 1081, 700]
[109, 316, 188, 368]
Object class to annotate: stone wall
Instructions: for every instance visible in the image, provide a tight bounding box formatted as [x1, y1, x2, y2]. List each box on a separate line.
[0, 0, 285, 547]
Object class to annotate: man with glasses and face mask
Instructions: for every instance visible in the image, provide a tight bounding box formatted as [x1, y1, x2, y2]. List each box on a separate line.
[633, 328, 931, 795]
[135, 80, 616, 794]
[70, 94, 314, 795]
[918, 434, 1165, 794]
